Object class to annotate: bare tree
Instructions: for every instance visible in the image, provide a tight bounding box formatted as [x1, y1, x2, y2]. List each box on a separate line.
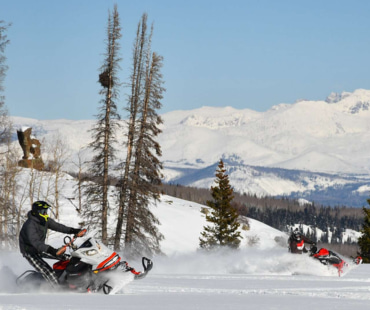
[72, 149, 89, 214]
[0, 21, 11, 151]
[0, 21, 18, 248]
[43, 132, 70, 219]
[0, 20, 10, 122]
[0, 140, 21, 249]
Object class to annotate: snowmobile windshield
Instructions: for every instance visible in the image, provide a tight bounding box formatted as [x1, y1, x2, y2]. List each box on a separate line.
[79, 239, 93, 249]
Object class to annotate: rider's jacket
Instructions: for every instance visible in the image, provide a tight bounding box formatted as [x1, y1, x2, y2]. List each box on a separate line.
[19, 211, 72, 254]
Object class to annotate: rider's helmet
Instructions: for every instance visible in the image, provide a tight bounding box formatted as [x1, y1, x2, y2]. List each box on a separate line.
[293, 229, 301, 240]
[32, 200, 51, 221]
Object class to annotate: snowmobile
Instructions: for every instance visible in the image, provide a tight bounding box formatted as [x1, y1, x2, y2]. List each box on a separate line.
[309, 245, 347, 276]
[16, 230, 153, 294]
[353, 255, 363, 265]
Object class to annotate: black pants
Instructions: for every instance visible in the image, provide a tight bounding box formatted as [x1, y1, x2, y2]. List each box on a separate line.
[23, 252, 59, 288]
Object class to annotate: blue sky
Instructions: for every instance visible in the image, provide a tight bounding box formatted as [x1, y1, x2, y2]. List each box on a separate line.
[2, 0, 370, 120]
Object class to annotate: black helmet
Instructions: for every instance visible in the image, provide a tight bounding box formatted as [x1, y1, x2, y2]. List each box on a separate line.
[32, 200, 51, 219]
[293, 229, 301, 240]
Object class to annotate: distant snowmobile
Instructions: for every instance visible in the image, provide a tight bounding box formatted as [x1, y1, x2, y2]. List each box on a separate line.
[309, 245, 349, 276]
[353, 255, 363, 265]
[16, 230, 153, 294]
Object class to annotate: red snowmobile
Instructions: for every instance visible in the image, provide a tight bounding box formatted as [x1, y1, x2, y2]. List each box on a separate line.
[309, 246, 347, 276]
[308, 245, 363, 276]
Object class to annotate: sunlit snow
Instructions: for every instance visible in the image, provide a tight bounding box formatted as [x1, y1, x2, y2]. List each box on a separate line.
[0, 169, 367, 309]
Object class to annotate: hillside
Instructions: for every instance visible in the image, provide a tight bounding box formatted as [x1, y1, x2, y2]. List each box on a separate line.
[8, 167, 361, 259]
[8, 168, 288, 254]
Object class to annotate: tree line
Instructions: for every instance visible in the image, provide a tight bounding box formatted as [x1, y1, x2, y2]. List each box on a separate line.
[162, 183, 364, 245]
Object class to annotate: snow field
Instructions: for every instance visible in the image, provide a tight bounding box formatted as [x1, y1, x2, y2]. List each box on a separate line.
[0, 250, 368, 310]
[0, 170, 368, 309]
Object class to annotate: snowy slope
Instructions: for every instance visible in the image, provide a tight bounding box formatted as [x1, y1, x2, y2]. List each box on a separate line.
[6, 168, 288, 253]
[156, 195, 286, 255]
[0, 169, 367, 309]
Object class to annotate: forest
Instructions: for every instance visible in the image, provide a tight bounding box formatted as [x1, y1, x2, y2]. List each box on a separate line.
[161, 183, 364, 246]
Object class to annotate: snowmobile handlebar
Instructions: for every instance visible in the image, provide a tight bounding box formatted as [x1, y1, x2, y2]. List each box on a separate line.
[56, 229, 87, 256]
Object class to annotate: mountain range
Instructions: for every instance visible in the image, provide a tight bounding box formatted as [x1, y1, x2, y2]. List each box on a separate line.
[10, 88, 370, 207]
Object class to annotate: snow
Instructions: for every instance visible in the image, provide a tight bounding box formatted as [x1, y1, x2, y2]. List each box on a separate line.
[298, 198, 312, 206]
[18, 126, 30, 132]
[0, 250, 368, 309]
[0, 169, 368, 309]
[10, 88, 370, 202]
[342, 229, 362, 243]
[355, 184, 370, 193]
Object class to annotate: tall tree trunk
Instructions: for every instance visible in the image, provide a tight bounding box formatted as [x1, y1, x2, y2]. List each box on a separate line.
[114, 14, 148, 250]
[82, 5, 121, 245]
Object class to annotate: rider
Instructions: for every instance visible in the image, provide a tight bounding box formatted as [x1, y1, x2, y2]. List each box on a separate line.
[19, 200, 86, 288]
[288, 228, 315, 254]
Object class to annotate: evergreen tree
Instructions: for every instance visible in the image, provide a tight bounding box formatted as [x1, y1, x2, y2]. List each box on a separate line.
[114, 13, 148, 250]
[115, 14, 165, 256]
[82, 6, 121, 244]
[358, 201, 370, 263]
[199, 160, 242, 250]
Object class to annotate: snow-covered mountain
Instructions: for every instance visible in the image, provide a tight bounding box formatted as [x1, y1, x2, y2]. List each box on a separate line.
[10, 88, 370, 206]
[160, 88, 370, 172]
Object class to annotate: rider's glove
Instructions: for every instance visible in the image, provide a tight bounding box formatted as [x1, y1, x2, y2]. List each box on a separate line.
[47, 246, 58, 257]
[70, 228, 80, 235]
[70, 228, 87, 237]
[47, 246, 66, 257]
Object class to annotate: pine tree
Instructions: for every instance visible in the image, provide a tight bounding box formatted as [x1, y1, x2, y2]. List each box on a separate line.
[114, 14, 165, 256]
[114, 14, 148, 250]
[124, 51, 164, 256]
[199, 159, 242, 250]
[358, 201, 370, 263]
[82, 6, 121, 244]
